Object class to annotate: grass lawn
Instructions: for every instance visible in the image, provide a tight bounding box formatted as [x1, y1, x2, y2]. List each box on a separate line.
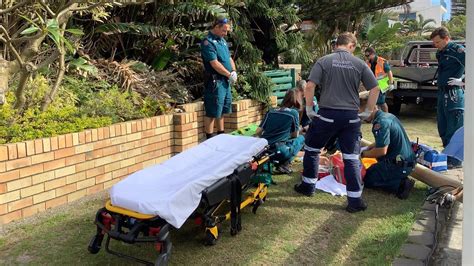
[0, 104, 440, 265]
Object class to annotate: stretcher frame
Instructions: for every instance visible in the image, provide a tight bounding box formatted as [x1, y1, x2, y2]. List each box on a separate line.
[87, 147, 272, 265]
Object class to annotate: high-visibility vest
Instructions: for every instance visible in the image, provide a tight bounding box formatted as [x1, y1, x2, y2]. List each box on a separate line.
[367, 56, 388, 80]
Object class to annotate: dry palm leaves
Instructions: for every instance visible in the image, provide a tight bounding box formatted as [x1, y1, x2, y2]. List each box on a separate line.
[91, 58, 190, 106]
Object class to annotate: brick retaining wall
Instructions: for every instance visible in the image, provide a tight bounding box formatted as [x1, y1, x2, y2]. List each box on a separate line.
[0, 97, 275, 224]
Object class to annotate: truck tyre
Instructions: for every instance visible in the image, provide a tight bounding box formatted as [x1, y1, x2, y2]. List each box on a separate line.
[389, 96, 402, 116]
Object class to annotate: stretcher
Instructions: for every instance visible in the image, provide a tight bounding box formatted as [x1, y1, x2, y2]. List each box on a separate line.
[87, 134, 272, 265]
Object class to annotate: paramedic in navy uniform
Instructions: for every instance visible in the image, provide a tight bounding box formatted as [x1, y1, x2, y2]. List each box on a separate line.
[294, 32, 381, 213]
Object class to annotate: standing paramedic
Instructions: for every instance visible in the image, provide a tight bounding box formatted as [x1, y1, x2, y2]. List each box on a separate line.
[294, 32, 380, 213]
[430, 27, 465, 148]
[365, 47, 395, 112]
[200, 18, 238, 139]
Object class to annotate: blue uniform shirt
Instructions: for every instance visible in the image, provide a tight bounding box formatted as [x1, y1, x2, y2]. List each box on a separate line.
[200, 31, 233, 76]
[436, 42, 465, 86]
[372, 110, 415, 162]
[259, 108, 299, 145]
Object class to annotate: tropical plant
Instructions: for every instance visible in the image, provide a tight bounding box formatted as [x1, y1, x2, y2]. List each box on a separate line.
[358, 13, 404, 58]
[400, 14, 436, 37]
[0, 1, 157, 111]
[443, 15, 466, 40]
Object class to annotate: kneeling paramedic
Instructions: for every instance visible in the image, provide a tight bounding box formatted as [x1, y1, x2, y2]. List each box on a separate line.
[359, 92, 416, 199]
[255, 89, 305, 174]
[294, 32, 380, 213]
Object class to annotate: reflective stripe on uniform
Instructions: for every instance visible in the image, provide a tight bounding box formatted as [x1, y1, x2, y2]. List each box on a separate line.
[302, 176, 318, 184]
[316, 115, 334, 123]
[304, 144, 320, 153]
[349, 118, 361, 123]
[347, 190, 363, 198]
[342, 153, 359, 160]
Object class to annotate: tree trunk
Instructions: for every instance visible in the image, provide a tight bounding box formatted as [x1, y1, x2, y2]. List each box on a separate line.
[13, 70, 30, 110]
[41, 23, 66, 111]
[0, 56, 9, 105]
[41, 49, 65, 111]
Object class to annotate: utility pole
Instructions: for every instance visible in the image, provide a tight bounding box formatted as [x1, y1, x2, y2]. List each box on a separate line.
[463, 1, 473, 264]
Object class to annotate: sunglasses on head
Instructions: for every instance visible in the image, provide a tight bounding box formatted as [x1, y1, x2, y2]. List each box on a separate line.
[217, 18, 228, 25]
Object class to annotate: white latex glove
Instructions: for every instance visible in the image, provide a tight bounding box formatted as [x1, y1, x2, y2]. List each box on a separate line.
[447, 77, 464, 87]
[358, 108, 372, 122]
[360, 146, 369, 154]
[229, 71, 238, 84]
[388, 84, 395, 91]
[306, 105, 317, 120]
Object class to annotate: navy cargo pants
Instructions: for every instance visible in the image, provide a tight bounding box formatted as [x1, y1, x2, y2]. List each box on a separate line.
[302, 108, 363, 204]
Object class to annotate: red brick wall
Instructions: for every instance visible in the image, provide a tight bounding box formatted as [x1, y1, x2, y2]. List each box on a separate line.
[0, 97, 274, 224]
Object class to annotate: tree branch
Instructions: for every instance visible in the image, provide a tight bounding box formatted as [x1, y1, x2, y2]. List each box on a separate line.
[0, 26, 25, 67]
[39, 0, 56, 17]
[0, 1, 31, 15]
[36, 50, 60, 69]
[41, 24, 67, 111]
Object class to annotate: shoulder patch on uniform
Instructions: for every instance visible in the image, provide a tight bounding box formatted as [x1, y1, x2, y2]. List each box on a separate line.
[203, 40, 209, 46]
[457, 47, 465, 53]
[373, 123, 381, 130]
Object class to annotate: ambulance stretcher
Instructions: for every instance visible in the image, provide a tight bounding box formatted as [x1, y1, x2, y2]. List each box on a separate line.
[87, 134, 272, 265]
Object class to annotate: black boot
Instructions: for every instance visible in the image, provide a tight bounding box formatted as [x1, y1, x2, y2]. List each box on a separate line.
[396, 178, 415, 200]
[206, 133, 216, 139]
[346, 197, 367, 213]
[294, 182, 316, 197]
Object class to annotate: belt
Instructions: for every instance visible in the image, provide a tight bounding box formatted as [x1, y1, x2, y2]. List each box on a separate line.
[439, 85, 461, 91]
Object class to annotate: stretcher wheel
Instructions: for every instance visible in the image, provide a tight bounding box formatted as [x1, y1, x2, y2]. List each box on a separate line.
[252, 199, 264, 214]
[155, 243, 172, 266]
[88, 234, 104, 254]
[205, 230, 217, 245]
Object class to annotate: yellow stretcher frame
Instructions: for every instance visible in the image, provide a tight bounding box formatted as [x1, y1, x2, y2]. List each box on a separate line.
[103, 155, 271, 241]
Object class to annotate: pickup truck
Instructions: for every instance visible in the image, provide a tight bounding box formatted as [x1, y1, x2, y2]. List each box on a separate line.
[387, 40, 465, 115]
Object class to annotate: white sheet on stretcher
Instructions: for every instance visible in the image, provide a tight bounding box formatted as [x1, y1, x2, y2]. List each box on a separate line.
[109, 134, 268, 229]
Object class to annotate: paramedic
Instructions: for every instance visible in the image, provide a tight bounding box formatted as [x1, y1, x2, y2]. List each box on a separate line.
[365, 47, 394, 112]
[359, 92, 416, 199]
[256, 89, 305, 174]
[294, 32, 380, 213]
[201, 18, 237, 139]
[430, 27, 465, 147]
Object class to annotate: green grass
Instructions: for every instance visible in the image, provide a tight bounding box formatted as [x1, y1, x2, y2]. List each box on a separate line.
[0, 105, 440, 265]
[0, 173, 428, 266]
[361, 104, 442, 149]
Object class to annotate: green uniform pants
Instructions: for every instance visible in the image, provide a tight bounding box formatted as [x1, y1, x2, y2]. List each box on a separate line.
[364, 160, 414, 193]
[437, 86, 464, 147]
[271, 136, 305, 166]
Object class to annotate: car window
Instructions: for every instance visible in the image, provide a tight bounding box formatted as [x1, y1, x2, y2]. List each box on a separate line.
[408, 48, 438, 65]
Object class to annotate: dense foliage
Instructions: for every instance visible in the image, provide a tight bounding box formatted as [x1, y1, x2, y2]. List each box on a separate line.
[1, 0, 465, 144]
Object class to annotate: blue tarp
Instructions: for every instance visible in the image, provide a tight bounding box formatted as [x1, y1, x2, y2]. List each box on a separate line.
[443, 127, 464, 161]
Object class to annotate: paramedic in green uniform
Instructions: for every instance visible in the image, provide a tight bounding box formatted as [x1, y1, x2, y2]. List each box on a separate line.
[359, 92, 416, 199]
[430, 27, 465, 147]
[201, 18, 237, 139]
[256, 89, 305, 174]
